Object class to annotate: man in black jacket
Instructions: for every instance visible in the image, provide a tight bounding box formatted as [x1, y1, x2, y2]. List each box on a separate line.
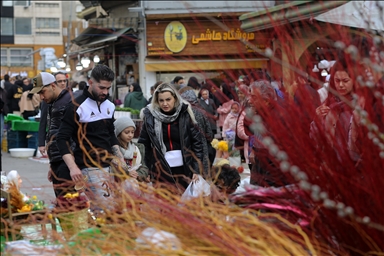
[57, 65, 129, 211]
[30, 72, 73, 197]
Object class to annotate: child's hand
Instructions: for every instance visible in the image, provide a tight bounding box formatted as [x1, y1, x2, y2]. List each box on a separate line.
[128, 169, 138, 179]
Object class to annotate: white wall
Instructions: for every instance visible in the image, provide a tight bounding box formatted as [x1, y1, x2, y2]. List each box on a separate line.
[144, 1, 275, 14]
[14, 1, 63, 45]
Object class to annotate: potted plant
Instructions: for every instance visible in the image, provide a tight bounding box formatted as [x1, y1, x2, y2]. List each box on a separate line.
[114, 107, 132, 119]
[130, 109, 141, 120]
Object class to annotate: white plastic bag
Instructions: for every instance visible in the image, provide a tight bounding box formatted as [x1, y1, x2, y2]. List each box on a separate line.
[181, 175, 211, 202]
[136, 227, 182, 251]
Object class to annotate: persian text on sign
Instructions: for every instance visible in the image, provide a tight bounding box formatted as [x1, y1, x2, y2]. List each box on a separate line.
[192, 28, 255, 44]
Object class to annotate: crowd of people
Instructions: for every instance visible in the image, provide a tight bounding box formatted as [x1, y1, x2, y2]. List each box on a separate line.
[0, 37, 383, 217]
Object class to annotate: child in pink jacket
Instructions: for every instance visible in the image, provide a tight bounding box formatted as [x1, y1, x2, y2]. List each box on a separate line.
[222, 102, 241, 139]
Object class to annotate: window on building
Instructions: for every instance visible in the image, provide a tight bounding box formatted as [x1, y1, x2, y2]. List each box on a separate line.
[36, 18, 60, 29]
[1, 48, 33, 67]
[35, 31, 60, 36]
[35, 3, 59, 8]
[14, 1, 30, 6]
[1, 17, 14, 36]
[10, 48, 33, 66]
[15, 18, 32, 35]
[1, 49, 8, 65]
[2, 1, 13, 6]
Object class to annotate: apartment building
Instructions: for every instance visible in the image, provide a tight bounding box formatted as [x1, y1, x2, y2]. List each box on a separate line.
[0, 0, 64, 78]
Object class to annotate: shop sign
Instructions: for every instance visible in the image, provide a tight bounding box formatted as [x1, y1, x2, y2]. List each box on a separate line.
[147, 20, 269, 56]
[164, 21, 188, 53]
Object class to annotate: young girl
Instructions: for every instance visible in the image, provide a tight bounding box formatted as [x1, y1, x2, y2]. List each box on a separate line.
[114, 116, 149, 182]
[216, 101, 241, 159]
[222, 101, 240, 139]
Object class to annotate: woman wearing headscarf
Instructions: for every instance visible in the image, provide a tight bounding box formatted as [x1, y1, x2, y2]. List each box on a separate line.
[138, 82, 204, 192]
[124, 82, 148, 111]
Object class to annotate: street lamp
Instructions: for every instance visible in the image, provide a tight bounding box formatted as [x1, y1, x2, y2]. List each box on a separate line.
[81, 57, 90, 68]
[93, 55, 100, 63]
[57, 58, 66, 68]
[321, 69, 328, 77]
[76, 62, 83, 71]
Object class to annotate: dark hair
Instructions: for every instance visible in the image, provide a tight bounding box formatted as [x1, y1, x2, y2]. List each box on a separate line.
[212, 164, 240, 194]
[4, 74, 9, 81]
[187, 76, 201, 90]
[90, 64, 115, 82]
[54, 72, 66, 79]
[78, 81, 87, 90]
[153, 81, 163, 91]
[173, 76, 184, 84]
[328, 57, 358, 92]
[70, 81, 78, 89]
[131, 82, 142, 92]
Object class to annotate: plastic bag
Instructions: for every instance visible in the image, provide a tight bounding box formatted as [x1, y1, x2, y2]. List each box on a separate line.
[136, 227, 181, 251]
[181, 175, 211, 202]
[121, 178, 141, 197]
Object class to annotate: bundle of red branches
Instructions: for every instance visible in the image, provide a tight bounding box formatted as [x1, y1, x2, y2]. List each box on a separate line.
[229, 40, 384, 254]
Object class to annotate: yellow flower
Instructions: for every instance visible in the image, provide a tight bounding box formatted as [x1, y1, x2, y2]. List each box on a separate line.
[32, 195, 37, 200]
[217, 141, 229, 152]
[63, 192, 80, 199]
[96, 217, 106, 225]
[17, 205, 32, 212]
[48, 214, 53, 219]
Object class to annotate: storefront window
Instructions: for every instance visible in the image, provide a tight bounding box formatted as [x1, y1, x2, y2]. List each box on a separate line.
[15, 18, 32, 35]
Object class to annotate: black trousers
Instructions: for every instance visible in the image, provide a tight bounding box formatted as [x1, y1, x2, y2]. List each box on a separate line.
[50, 160, 74, 197]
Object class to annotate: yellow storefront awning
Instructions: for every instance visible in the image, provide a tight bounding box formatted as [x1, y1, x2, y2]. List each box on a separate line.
[145, 58, 268, 72]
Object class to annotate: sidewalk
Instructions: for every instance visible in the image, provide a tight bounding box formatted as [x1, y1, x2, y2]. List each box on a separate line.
[1, 151, 55, 204]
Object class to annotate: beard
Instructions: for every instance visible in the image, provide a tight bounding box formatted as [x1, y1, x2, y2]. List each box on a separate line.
[92, 91, 109, 102]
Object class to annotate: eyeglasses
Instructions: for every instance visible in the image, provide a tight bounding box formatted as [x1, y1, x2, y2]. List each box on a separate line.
[57, 79, 67, 84]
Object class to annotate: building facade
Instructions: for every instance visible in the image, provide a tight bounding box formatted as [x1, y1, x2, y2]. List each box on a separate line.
[142, 1, 275, 97]
[0, 0, 64, 78]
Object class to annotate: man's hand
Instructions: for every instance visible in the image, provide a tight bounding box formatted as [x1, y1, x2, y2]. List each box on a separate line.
[47, 167, 53, 182]
[39, 146, 47, 157]
[69, 166, 83, 183]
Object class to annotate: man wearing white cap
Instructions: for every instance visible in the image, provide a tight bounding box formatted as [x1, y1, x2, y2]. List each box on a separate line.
[31, 72, 73, 197]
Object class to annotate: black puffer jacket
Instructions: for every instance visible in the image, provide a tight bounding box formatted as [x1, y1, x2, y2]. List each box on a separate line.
[47, 89, 72, 163]
[138, 103, 204, 181]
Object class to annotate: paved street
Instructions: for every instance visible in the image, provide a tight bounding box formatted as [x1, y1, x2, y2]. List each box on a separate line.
[1, 151, 55, 204]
